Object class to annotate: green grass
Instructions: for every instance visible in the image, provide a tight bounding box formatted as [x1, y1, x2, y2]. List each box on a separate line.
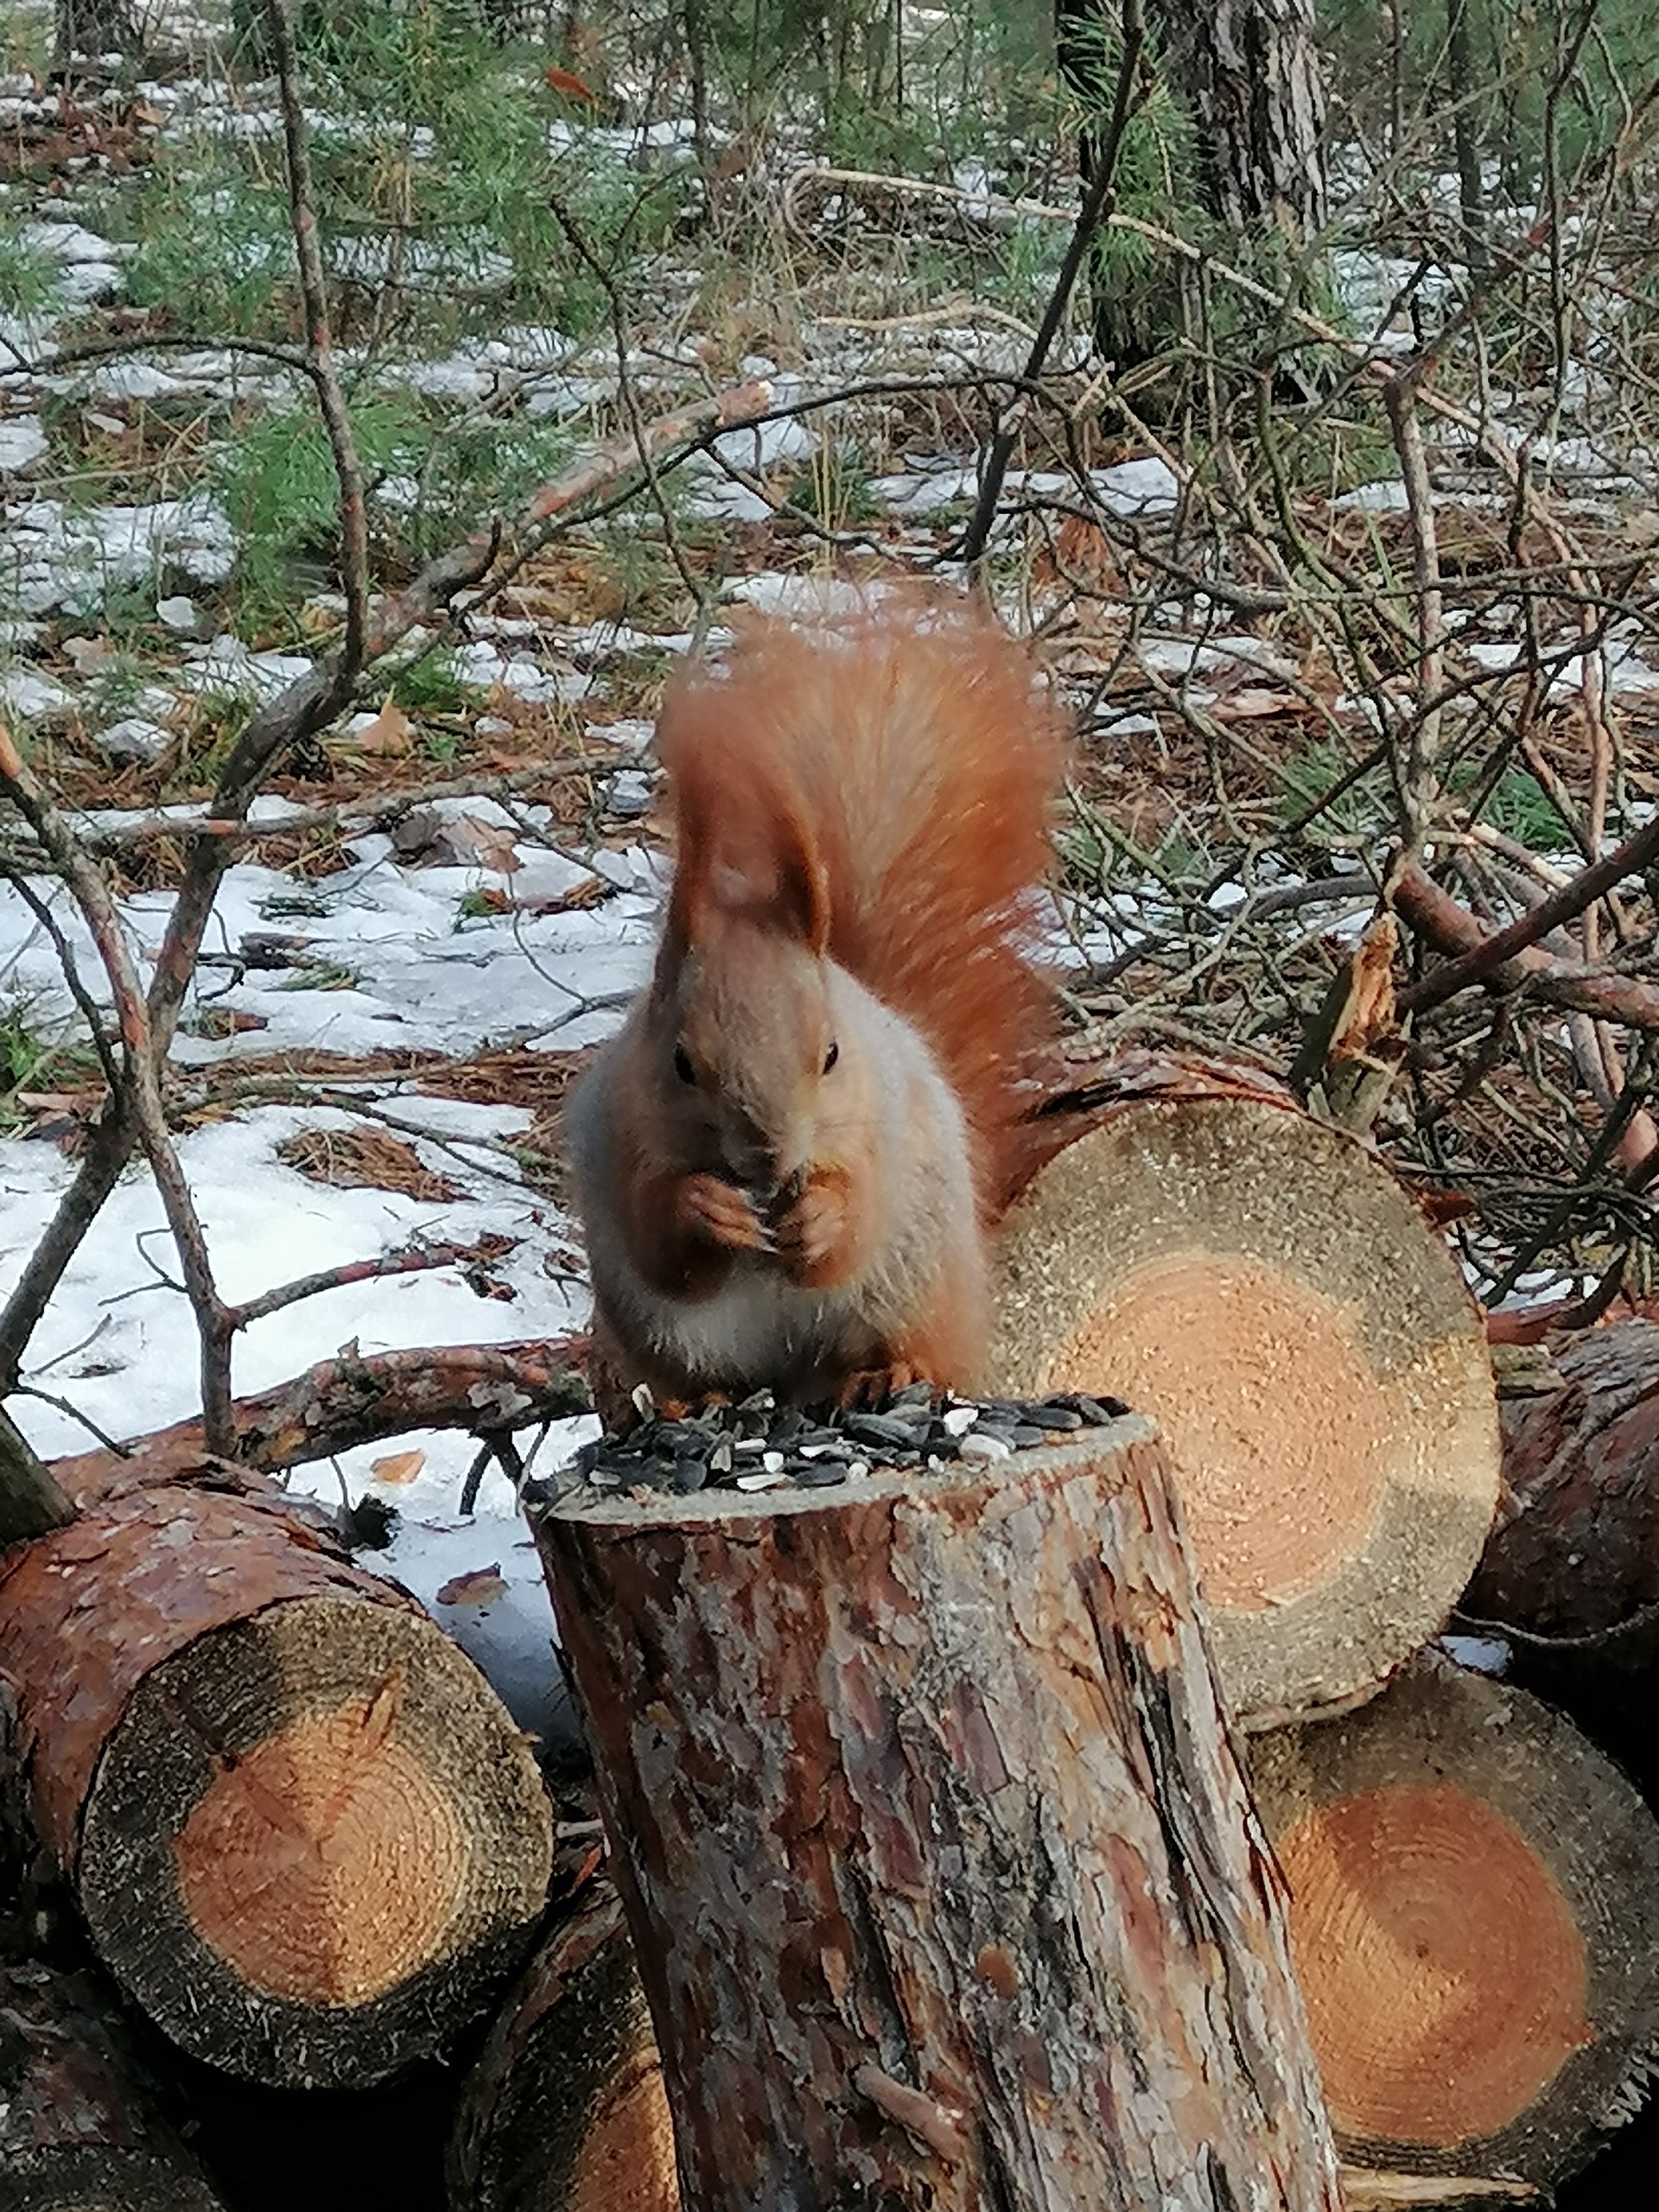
[0, 231, 65, 324]
[212, 393, 425, 626]
[386, 648, 478, 715]
[0, 1002, 99, 1133]
[1276, 741, 1392, 840]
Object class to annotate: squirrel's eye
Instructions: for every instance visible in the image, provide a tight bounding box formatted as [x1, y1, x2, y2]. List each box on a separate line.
[823, 1039, 839, 1073]
[673, 1043, 696, 1085]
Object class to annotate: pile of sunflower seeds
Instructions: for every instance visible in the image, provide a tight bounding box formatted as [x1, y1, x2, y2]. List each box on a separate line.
[563, 1383, 1129, 1498]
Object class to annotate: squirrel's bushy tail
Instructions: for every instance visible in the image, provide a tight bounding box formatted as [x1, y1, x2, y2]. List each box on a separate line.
[655, 595, 1066, 1205]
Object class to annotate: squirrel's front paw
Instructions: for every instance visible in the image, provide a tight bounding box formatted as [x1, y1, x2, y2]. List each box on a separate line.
[773, 1168, 855, 1287]
[679, 1173, 772, 1253]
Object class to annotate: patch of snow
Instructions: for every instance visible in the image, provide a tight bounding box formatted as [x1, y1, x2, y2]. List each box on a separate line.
[0, 668, 75, 721]
[0, 416, 48, 474]
[1332, 480, 1409, 512]
[729, 574, 888, 618]
[604, 769, 654, 820]
[1090, 456, 1179, 517]
[156, 594, 202, 633]
[93, 716, 175, 765]
[452, 640, 594, 704]
[20, 218, 131, 267]
[683, 462, 776, 524]
[1438, 1634, 1509, 1677]
[175, 635, 313, 702]
[0, 494, 235, 616]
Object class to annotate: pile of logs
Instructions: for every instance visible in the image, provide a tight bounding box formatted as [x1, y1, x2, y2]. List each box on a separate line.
[3, 1052, 1659, 2209]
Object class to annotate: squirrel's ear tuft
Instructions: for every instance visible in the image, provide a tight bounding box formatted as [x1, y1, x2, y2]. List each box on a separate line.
[771, 820, 831, 954]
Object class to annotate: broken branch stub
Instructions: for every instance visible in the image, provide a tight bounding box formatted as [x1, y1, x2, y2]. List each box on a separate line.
[534, 1421, 1341, 2212]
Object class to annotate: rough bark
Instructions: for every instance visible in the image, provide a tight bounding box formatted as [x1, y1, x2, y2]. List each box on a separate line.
[1145, 0, 1326, 240]
[989, 1057, 1502, 1726]
[1464, 1316, 1659, 1649]
[45, 1333, 590, 1506]
[0, 1959, 227, 2212]
[0, 1484, 553, 2087]
[0, 1406, 74, 1549]
[1249, 1651, 1659, 2188]
[1057, 0, 1326, 373]
[536, 1422, 1342, 2212]
[448, 1867, 678, 2212]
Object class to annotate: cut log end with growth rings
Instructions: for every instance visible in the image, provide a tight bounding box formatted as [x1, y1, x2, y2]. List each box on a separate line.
[1249, 1649, 1659, 2189]
[535, 1408, 1341, 2212]
[0, 1484, 554, 2088]
[989, 1073, 1502, 1724]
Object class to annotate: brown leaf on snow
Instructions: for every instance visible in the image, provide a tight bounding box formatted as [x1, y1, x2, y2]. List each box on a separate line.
[277, 1125, 466, 1203]
[370, 1448, 427, 1485]
[435, 1564, 507, 1608]
[346, 698, 413, 755]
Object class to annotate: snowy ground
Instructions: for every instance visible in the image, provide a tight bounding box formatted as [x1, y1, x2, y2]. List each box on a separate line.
[0, 790, 673, 1745]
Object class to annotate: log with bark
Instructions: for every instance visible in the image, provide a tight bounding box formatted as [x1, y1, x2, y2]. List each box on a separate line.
[1458, 1314, 1659, 1786]
[0, 1958, 227, 2212]
[448, 1861, 677, 2212]
[988, 1052, 1502, 1726]
[535, 1417, 1342, 2212]
[0, 1481, 553, 2088]
[1465, 1314, 1659, 1652]
[1248, 1649, 1659, 2190]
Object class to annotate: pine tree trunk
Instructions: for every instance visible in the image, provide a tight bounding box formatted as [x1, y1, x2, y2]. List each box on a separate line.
[536, 1421, 1342, 2212]
[54, 0, 142, 64]
[1145, 0, 1326, 240]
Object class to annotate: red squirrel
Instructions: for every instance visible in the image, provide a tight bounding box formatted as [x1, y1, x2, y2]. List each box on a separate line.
[565, 596, 1065, 1424]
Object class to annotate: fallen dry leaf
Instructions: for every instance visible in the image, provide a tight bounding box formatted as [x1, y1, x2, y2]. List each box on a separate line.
[370, 1448, 427, 1485]
[347, 698, 414, 756]
[435, 1564, 508, 1608]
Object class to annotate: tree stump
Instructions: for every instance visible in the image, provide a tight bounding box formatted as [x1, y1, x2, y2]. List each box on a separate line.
[1248, 1650, 1659, 2189]
[535, 1419, 1341, 2212]
[0, 1959, 227, 2212]
[448, 1866, 678, 2212]
[0, 1483, 553, 2088]
[988, 1056, 1501, 1724]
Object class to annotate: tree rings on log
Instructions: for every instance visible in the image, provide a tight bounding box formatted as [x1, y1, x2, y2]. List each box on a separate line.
[988, 1084, 1501, 1723]
[448, 1869, 677, 2212]
[0, 1484, 553, 2088]
[536, 1420, 1341, 2212]
[0, 1959, 227, 2212]
[1249, 1651, 1659, 2188]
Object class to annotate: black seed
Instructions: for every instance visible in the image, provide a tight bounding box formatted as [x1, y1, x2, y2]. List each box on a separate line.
[845, 1412, 917, 1449]
[794, 1461, 849, 1488]
[1027, 1402, 1084, 1431]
